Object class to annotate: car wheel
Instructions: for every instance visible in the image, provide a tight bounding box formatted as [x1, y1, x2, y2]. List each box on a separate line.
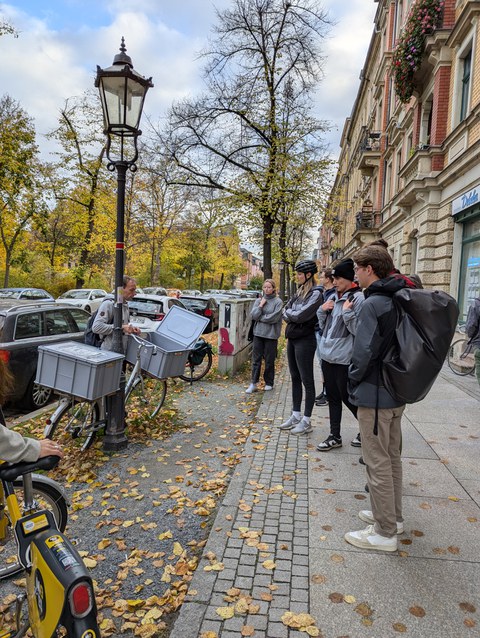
[85, 305, 91, 313]
[25, 376, 53, 410]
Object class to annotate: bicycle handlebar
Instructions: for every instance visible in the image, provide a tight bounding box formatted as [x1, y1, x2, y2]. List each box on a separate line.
[129, 333, 159, 355]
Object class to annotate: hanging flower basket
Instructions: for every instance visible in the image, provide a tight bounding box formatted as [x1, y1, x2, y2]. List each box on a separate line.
[392, 0, 445, 103]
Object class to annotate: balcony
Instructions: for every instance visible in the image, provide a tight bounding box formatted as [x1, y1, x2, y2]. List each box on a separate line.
[396, 146, 443, 206]
[358, 129, 382, 175]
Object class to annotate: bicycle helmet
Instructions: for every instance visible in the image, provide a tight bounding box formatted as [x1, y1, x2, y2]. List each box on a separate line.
[294, 259, 318, 275]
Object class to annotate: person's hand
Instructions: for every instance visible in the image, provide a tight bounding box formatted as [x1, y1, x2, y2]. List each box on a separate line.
[343, 298, 353, 312]
[38, 439, 63, 459]
[123, 324, 141, 335]
[322, 300, 334, 312]
[259, 297, 267, 308]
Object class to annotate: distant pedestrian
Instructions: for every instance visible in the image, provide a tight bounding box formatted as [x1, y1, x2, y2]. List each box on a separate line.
[279, 260, 323, 435]
[345, 245, 407, 553]
[465, 296, 480, 385]
[246, 279, 283, 393]
[314, 269, 335, 406]
[317, 258, 364, 451]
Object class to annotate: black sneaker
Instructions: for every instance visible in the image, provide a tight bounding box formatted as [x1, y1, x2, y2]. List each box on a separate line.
[315, 392, 328, 406]
[359, 456, 366, 466]
[316, 435, 342, 452]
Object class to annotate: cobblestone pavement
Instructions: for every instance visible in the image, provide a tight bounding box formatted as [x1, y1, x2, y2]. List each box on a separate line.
[171, 361, 480, 638]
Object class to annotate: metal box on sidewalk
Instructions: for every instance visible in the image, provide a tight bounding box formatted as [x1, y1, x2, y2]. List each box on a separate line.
[125, 306, 209, 379]
[35, 341, 124, 401]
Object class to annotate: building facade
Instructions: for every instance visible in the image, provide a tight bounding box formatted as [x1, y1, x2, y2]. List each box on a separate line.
[319, 0, 480, 320]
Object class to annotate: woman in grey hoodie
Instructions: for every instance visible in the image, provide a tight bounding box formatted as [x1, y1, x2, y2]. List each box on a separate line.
[246, 279, 283, 393]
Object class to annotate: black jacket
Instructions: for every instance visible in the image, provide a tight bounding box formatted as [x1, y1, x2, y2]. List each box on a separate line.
[348, 276, 406, 408]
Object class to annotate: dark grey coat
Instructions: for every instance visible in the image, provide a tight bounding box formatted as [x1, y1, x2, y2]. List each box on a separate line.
[348, 277, 406, 409]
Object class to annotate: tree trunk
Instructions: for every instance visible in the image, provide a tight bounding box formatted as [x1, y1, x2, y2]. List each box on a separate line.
[262, 216, 274, 279]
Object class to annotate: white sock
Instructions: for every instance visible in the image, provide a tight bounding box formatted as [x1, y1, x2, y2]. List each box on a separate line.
[303, 416, 311, 424]
[293, 411, 302, 419]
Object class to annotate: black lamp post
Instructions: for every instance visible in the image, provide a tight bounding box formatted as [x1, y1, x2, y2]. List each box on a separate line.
[95, 38, 153, 451]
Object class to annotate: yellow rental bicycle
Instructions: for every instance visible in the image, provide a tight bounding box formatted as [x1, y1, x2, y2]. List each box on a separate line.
[0, 455, 100, 637]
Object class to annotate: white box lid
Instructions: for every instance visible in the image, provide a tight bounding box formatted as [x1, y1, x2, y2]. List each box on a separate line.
[155, 306, 209, 349]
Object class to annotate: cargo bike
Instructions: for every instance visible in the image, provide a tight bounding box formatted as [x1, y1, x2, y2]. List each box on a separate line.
[38, 307, 209, 449]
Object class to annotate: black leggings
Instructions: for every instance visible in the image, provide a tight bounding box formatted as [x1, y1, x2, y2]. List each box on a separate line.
[287, 335, 316, 418]
[321, 360, 357, 437]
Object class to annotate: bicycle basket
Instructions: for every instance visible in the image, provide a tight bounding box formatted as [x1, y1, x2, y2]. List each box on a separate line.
[189, 339, 210, 366]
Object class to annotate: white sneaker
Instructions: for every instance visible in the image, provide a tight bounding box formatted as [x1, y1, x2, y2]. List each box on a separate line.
[264, 385, 273, 391]
[290, 418, 313, 435]
[245, 383, 257, 394]
[278, 414, 301, 430]
[359, 510, 404, 534]
[344, 525, 397, 552]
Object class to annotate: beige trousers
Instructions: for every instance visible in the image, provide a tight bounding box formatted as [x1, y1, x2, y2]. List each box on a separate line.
[358, 405, 405, 538]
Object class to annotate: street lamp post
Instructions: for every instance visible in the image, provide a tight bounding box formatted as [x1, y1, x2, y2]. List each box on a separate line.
[95, 38, 153, 451]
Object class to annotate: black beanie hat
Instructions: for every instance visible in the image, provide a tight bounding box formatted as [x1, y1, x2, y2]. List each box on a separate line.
[331, 258, 355, 282]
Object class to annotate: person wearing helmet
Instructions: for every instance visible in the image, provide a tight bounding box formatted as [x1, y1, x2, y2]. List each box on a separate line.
[279, 259, 323, 435]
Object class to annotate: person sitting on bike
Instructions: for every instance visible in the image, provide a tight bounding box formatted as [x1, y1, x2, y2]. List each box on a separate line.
[92, 275, 141, 352]
[0, 360, 63, 463]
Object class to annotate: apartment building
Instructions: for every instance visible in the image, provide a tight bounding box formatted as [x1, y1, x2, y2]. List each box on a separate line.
[319, 0, 480, 320]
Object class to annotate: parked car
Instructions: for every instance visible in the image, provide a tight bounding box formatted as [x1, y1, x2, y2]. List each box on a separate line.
[166, 288, 182, 298]
[0, 287, 54, 301]
[127, 294, 187, 331]
[143, 286, 167, 296]
[0, 300, 90, 410]
[182, 289, 202, 296]
[56, 289, 108, 314]
[180, 295, 220, 333]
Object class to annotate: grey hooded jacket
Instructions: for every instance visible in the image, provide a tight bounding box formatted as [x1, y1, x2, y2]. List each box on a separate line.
[318, 286, 364, 365]
[250, 294, 283, 340]
[92, 297, 130, 352]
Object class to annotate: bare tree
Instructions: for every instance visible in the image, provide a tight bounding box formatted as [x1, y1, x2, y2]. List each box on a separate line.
[156, 0, 331, 277]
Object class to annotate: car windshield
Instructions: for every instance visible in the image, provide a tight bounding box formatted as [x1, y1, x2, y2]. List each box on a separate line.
[129, 298, 164, 314]
[60, 290, 89, 299]
[0, 290, 20, 298]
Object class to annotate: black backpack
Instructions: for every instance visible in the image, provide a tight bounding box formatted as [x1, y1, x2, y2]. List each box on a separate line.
[84, 300, 113, 348]
[382, 288, 459, 403]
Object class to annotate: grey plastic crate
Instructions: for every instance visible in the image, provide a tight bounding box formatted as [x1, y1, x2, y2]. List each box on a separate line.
[125, 306, 209, 379]
[36, 341, 124, 401]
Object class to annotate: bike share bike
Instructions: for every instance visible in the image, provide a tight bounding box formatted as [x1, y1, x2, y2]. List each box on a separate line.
[39, 306, 210, 450]
[0, 455, 100, 637]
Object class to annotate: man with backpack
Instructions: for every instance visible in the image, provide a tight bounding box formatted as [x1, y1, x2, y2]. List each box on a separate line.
[92, 276, 140, 352]
[344, 246, 407, 552]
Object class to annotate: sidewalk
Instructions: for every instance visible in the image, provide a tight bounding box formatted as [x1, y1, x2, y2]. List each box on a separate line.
[170, 362, 480, 638]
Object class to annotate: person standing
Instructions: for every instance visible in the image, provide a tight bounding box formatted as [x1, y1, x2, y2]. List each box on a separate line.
[465, 296, 480, 385]
[279, 260, 323, 435]
[246, 279, 283, 393]
[316, 258, 364, 451]
[344, 245, 407, 552]
[314, 269, 336, 406]
[92, 275, 140, 352]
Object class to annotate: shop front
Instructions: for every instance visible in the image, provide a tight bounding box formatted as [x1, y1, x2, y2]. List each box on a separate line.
[452, 185, 480, 322]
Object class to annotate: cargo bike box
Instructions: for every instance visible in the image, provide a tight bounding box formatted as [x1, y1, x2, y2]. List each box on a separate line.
[125, 306, 209, 379]
[35, 342, 124, 401]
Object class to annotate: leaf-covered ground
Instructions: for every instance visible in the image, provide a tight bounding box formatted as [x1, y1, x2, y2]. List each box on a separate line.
[0, 340, 269, 637]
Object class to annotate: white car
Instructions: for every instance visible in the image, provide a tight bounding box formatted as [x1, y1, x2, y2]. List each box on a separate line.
[56, 289, 108, 314]
[127, 294, 187, 332]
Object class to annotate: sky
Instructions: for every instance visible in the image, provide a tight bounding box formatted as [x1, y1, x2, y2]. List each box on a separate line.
[0, 0, 378, 160]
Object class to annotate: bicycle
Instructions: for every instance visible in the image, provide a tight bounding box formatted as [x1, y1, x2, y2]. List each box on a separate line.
[0, 455, 100, 637]
[447, 337, 475, 376]
[178, 338, 213, 382]
[43, 336, 167, 450]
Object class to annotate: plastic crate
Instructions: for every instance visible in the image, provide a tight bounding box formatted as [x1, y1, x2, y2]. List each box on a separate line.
[126, 306, 209, 379]
[36, 341, 124, 401]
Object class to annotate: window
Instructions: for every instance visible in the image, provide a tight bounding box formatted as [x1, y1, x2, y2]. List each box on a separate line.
[460, 49, 472, 121]
[14, 313, 41, 339]
[459, 215, 480, 321]
[44, 310, 71, 336]
[68, 309, 89, 331]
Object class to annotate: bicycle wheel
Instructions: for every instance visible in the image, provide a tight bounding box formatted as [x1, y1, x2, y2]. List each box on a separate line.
[447, 339, 475, 376]
[47, 400, 101, 451]
[0, 477, 68, 580]
[179, 350, 213, 382]
[126, 375, 167, 419]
